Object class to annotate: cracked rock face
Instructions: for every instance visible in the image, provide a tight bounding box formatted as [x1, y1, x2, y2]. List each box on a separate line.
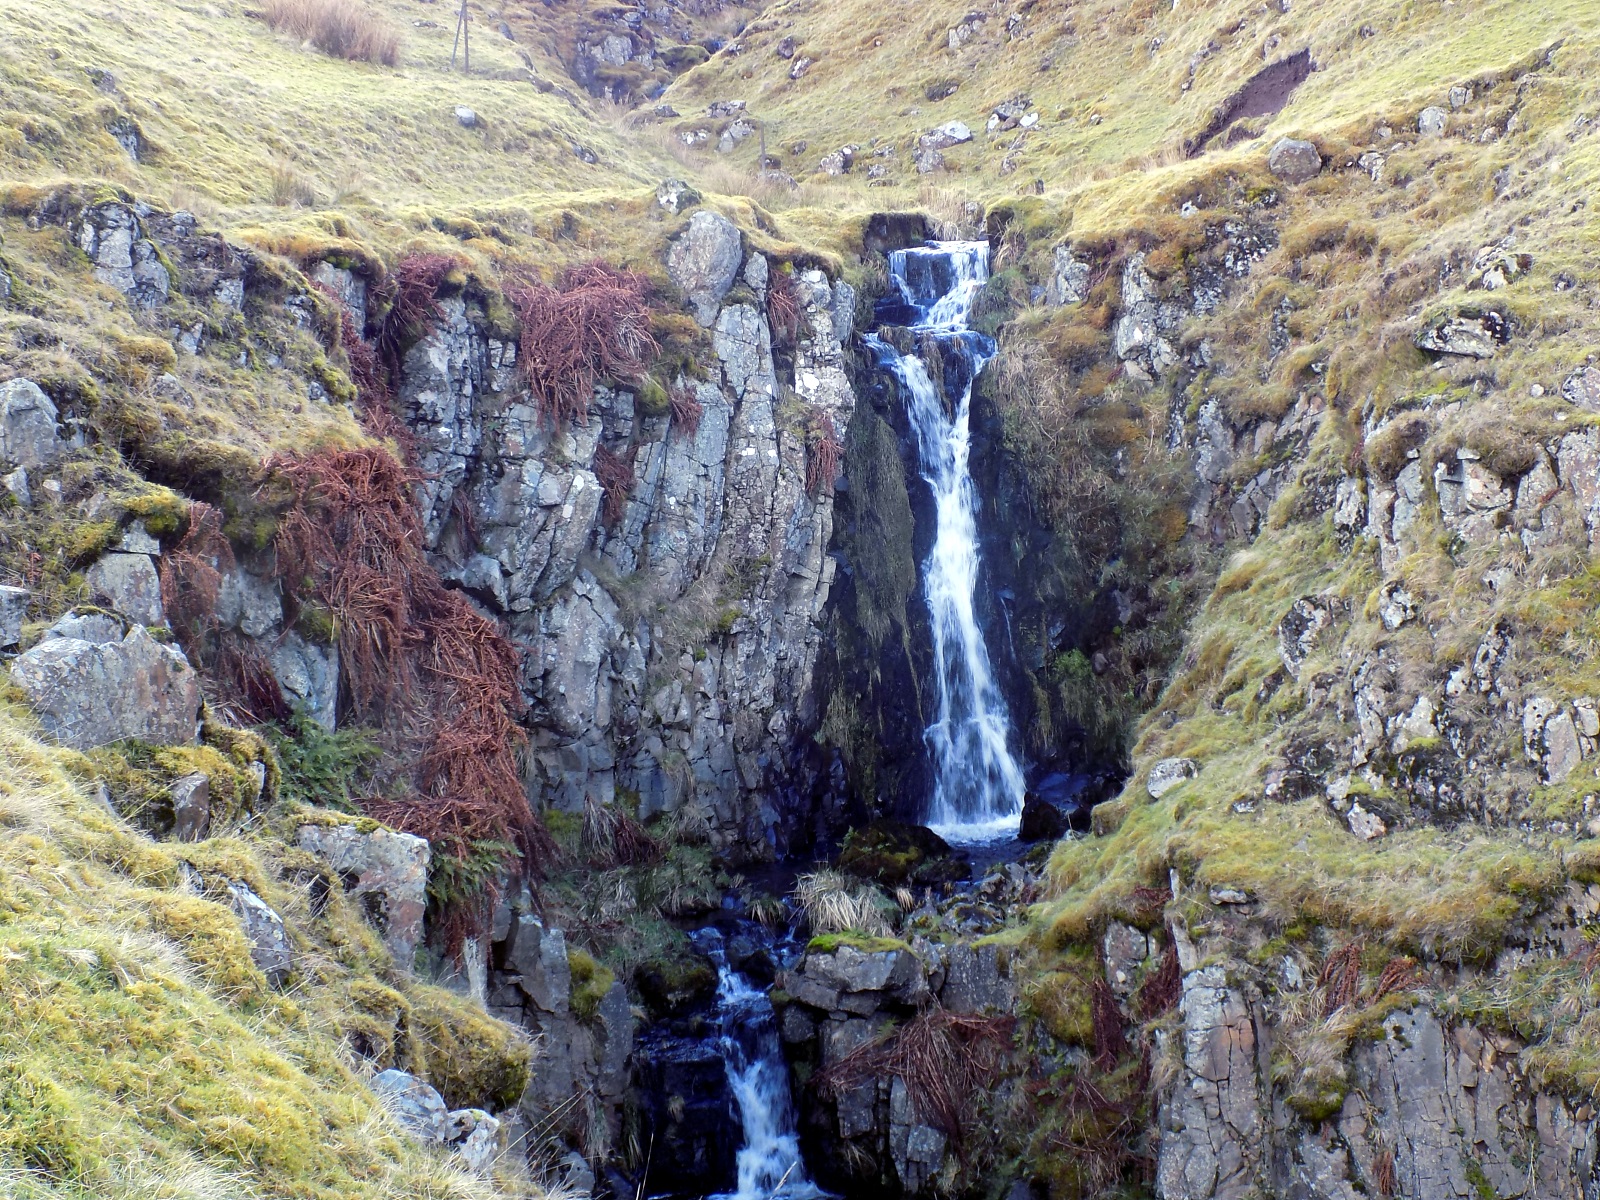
[386, 251, 857, 854]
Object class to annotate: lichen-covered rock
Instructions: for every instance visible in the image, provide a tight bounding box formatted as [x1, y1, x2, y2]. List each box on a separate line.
[226, 879, 293, 987]
[371, 1068, 451, 1142]
[0, 585, 27, 648]
[668, 211, 743, 326]
[1266, 136, 1321, 183]
[295, 821, 430, 966]
[85, 551, 164, 626]
[1148, 757, 1200, 799]
[1046, 243, 1090, 306]
[1415, 312, 1504, 358]
[9, 625, 200, 749]
[656, 177, 701, 214]
[448, 1108, 502, 1173]
[0, 379, 65, 471]
[75, 201, 170, 307]
[170, 772, 210, 841]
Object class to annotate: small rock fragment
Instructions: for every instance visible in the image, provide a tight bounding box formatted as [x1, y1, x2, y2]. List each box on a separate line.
[1147, 757, 1199, 799]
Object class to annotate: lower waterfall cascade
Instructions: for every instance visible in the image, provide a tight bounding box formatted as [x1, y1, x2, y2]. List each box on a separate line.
[693, 927, 824, 1200]
[867, 241, 1028, 843]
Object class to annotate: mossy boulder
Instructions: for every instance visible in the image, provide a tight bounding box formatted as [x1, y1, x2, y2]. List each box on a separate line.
[837, 820, 964, 885]
[635, 950, 718, 1018]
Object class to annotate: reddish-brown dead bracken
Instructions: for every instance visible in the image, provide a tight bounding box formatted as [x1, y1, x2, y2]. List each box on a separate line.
[1135, 941, 1181, 1020]
[1320, 940, 1365, 1017]
[507, 260, 658, 428]
[767, 267, 803, 347]
[818, 1007, 1013, 1141]
[805, 409, 841, 497]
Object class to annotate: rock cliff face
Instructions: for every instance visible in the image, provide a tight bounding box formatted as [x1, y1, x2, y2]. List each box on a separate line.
[290, 214, 860, 859]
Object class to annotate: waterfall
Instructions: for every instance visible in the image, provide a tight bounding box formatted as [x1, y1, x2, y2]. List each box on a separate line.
[869, 242, 1026, 843]
[698, 932, 823, 1200]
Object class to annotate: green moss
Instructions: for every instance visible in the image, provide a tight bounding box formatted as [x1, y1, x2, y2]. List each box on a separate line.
[568, 947, 616, 1023]
[409, 984, 533, 1111]
[805, 933, 910, 954]
[1022, 945, 1098, 1046]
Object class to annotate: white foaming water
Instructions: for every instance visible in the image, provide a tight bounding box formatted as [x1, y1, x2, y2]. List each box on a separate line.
[705, 944, 825, 1200]
[873, 242, 1026, 844]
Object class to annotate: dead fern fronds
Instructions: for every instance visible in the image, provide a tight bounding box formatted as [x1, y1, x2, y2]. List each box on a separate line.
[376, 252, 458, 379]
[1135, 942, 1181, 1020]
[669, 385, 704, 438]
[1091, 978, 1129, 1071]
[508, 261, 658, 429]
[1374, 956, 1418, 999]
[818, 1007, 1014, 1140]
[1319, 940, 1365, 1017]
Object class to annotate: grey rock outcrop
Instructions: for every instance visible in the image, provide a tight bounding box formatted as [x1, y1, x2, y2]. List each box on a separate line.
[9, 625, 200, 749]
[85, 550, 164, 626]
[0, 379, 66, 470]
[75, 202, 170, 307]
[399, 238, 856, 853]
[668, 211, 743, 326]
[1046, 244, 1091, 306]
[0, 585, 27, 648]
[295, 821, 430, 966]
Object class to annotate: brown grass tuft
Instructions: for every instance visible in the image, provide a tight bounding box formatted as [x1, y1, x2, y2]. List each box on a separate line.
[592, 444, 636, 529]
[804, 409, 841, 497]
[580, 796, 663, 868]
[259, 0, 402, 66]
[669, 384, 704, 439]
[767, 268, 803, 347]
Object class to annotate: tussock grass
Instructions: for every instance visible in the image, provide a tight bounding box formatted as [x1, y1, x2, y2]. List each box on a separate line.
[794, 869, 895, 938]
[260, 0, 403, 68]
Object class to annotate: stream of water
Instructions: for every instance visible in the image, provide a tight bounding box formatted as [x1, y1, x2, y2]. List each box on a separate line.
[868, 242, 1027, 843]
[693, 928, 825, 1200]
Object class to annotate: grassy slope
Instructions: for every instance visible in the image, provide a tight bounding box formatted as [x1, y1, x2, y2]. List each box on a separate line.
[660, 0, 1588, 204]
[0, 703, 538, 1200]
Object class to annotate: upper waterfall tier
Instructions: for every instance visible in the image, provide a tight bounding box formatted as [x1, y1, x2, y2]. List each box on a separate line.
[869, 241, 1026, 844]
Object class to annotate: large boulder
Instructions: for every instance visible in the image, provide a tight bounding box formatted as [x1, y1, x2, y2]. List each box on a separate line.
[668, 211, 742, 326]
[0, 379, 65, 471]
[1415, 312, 1505, 359]
[1266, 136, 1321, 183]
[9, 624, 200, 749]
[1562, 365, 1600, 411]
[295, 821, 430, 967]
